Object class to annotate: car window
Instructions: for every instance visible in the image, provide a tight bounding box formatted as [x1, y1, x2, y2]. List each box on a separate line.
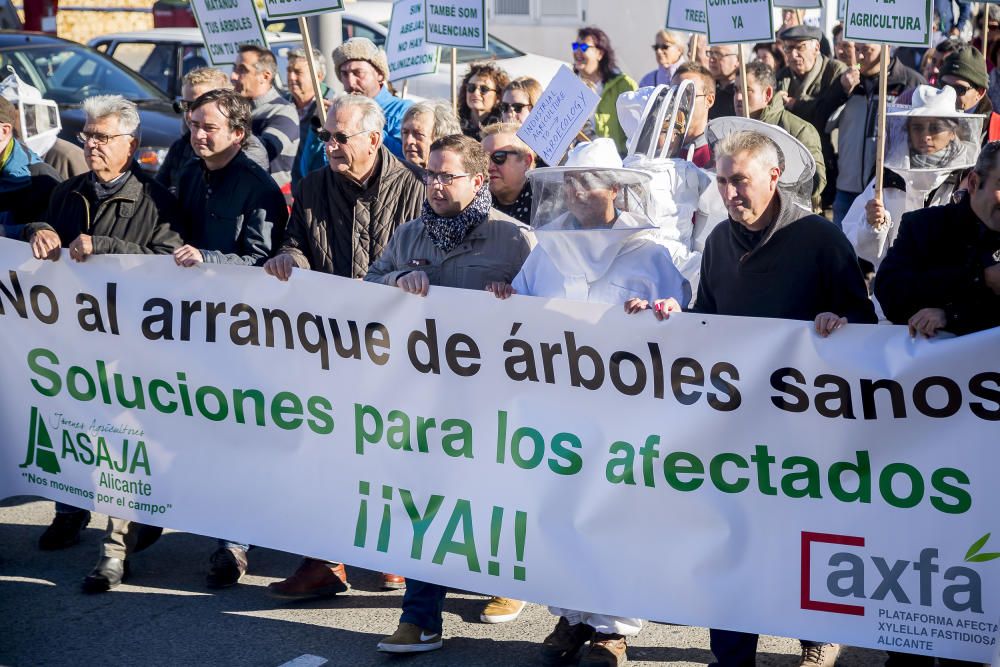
[456, 35, 522, 64]
[108, 42, 175, 95]
[0, 44, 165, 103]
[343, 18, 386, 48]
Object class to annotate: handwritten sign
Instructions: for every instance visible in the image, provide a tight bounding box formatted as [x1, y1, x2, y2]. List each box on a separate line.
[263, 0, 342, 19]
[424, 0, 487, 50]
[190, 0, 269, 66]
[705, 0, 775, 45]
[666, 0, 707, 34]
[387, 0, 440, 81]
[516, 65, 600, 167]
[843, 0, 931, 46]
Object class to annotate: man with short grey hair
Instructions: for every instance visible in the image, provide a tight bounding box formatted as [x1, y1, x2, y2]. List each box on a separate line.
[285, 47, 332, 185]
[401, 100, 461, 168]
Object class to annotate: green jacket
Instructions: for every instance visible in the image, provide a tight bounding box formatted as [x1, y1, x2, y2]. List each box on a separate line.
[753, 95, 827, 210]
[594, 72, 638, 156]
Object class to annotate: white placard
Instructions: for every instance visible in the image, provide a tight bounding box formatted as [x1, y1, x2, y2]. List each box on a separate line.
[189, 0, 269, 66]
[424, 0, 487, 50]
[842, 0, 932, 47]
[516, 65, 599, 167]
[706, 0, 776, 45]
[387, 0, 440, 82]
[773, 0, 821, 8]
[838, 0, 847, 20]
[666, 0, 708, 34]
[264, 0, 342, 20]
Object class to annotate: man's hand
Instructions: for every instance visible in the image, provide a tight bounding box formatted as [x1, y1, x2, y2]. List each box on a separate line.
[624, 297, 649, 314]
[814, 312, 847, 337]
[264, 254, 296, 281]
[840, 68, 860, 94]
[652, 297, 682, 321]
[487, 281, 517, 299]
[908, 307, 947, 338]
[984, 263, 1000, 295]
[30, 229, 61, 261]
[397, 270, 430, 296]
[68, 234, 94, 262]
[865, 198, 887, 229]
[173, 245, 204, 268]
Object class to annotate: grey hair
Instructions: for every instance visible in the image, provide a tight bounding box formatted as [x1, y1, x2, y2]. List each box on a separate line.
[287, 47, 327, 81]
[329, 93, 386, 134]
[715, 130, 782, 172]
[403, 100, 461, 141]
[655, 29, 689, 45]
[82, 94, 140, 138]
[974, 140, 1000, 183]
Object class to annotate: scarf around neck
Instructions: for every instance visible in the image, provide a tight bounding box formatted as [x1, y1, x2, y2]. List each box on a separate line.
[421, 184, 493, 253]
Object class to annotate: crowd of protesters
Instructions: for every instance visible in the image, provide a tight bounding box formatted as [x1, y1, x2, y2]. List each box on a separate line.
[1, 7, 999, 667]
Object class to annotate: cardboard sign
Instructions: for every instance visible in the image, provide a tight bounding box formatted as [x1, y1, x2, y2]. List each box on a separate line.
[424, 0, 488, 50]
[264, 0, 342, 20]
[190, 0, 269, 66]
[842, 0, 932, 47]
[387, 0, 440, 81]
[705, 0, 775, 45]
[773, 0, 821, 8]
[516, 65, 599, 167]
[666, 0, 707, 34]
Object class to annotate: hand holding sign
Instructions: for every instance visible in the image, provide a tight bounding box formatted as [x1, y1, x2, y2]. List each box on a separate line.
[516, 66, 599, 167]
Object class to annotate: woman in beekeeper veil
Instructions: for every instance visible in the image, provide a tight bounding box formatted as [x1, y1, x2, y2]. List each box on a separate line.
[842, 84, 983, 277]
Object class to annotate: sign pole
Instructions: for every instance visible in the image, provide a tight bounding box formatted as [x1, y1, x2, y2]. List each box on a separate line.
[297, 16, 327, 126]
[451, 47, 458, 115]
[874, 43, 889, 201]
[689, 33, 699, 61]
[401, 80, 409, 99]
[984, 4, 990, 63]
[738, 43, 750, 118]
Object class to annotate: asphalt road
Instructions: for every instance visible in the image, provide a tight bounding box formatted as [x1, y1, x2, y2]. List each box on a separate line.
[1, 496, 889, 667]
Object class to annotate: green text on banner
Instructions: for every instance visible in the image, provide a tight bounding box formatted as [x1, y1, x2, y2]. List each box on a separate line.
[190, 0, 269, 66]
[705, 0, 775, 45]
[387, 0, 440, 81]
[843, 0, 932, 47]
[424, 0, 487, 50]
[666, 0, 707, 34]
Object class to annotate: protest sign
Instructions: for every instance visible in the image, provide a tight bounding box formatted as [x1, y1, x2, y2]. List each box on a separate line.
[1, 238, 999, 663]
[190, 0, 268, 66]
[666, 0, 707, 34]
[516, 65, 599, 166]
[838, 0, 848, 20]
[424, 0, 487, 49]
[773, 0, 820, 8]
[387, 0, 440, 82]
[263, 0, 342, 20]
[842, 0, 932, 47]
[705, 0, 775, 44]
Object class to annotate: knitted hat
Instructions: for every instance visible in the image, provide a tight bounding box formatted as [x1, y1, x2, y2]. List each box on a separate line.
[332, 37, 389, 82]
[940, 46, 988, 90]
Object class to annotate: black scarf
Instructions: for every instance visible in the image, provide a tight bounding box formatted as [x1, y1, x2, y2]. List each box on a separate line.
[421, 185, 492, 253]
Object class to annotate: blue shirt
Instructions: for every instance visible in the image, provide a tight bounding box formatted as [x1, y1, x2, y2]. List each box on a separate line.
[374, 85, 413, 160]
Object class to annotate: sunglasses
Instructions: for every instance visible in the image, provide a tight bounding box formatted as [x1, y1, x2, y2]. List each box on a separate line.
[938, 80, 973, 97]
[318, 128, 369, 144]
[707, 50, 738, 60]
[489, 150, 521, 165]
[500, 102, 532, 115]
[466, 83, 497, 95]
[571, 42, 593, 53]
[652, 43, 678, 52]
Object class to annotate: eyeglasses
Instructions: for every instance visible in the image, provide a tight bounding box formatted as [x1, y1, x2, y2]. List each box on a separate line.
[173, 99, 196, 114]
[466, 83, 497, 95]
[571, 42, 593, 53]
[500, 102, 532, 115]
[938, 80, 973, 98]
[77, 131, 132, 146]
[782, 42, 814, 55]
[489, 150, 521, 166]
[318, 128, 369, 144]
[652, 43, 678, 52]
[706, 50, 738, 60]
[422, 171, 472, 186]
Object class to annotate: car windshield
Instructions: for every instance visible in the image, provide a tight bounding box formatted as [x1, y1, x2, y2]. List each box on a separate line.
[0, 43, 165, 104]
[456, 34, 522, 63]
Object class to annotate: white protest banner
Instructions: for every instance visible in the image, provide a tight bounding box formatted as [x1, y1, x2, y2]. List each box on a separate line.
[666, 0, 707, 34]
[1, 238, 999, 663]
[424, 0, 487, 49]
[387, 0, 440, 82]
[264, 0, 342, 20]
[516, 65, 599, 166]
[842, 0, 932, 47]
[705, 0, 775, 44]
[190, 0, 269, 66]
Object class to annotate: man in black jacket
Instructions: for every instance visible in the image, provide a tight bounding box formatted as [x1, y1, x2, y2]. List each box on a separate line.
[875, 141, 1000, 339]
[0, 96, 61, 237]
[690, 129, 876, 667]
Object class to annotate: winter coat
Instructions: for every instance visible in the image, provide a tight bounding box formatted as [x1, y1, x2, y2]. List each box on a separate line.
[374, 85, 413, 160]
[250, 87, 300, 193]
[0, 139, 61, 235]
[156, 133, 269, 196]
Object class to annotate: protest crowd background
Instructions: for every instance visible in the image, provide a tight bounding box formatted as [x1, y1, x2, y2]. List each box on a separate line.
[1, 0, 999, 665]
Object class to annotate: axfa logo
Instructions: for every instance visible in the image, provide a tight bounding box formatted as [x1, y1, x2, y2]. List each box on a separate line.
[800, 531, 1000, 616]
[19, 407, 151, 476]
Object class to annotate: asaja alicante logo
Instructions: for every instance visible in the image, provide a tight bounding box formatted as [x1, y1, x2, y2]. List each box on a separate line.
[20, 406, 151, 476]
[20, 406, 61, 474]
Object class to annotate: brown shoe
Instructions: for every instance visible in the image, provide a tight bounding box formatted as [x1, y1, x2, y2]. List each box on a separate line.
[266, 558, 349, 600]
[579, 632, 627, 667]
[382, 572, 406, 590]
[541, 617, 594, 664]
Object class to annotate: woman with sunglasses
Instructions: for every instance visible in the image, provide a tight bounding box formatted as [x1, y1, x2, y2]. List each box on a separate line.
[572, 26, 637, 156]
[640, 29, 688, 88]
[499, 76, 542, 125]
[458, 62, 510, 141]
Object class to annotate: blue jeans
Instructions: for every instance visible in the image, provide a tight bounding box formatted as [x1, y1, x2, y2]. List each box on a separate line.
[832, 189, 861, 231]
[709, 631, 827, 666]
[936, 0, 971, 33]
[400, 579, 447, 634]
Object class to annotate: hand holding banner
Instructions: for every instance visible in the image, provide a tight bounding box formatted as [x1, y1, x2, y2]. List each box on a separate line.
[516, 65, 599, 166]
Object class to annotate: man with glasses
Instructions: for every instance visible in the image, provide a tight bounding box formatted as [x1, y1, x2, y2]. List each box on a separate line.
[22, 94, 184, 591]
[366, 133, 533, 653]
[707, 44, 739, 119]
[937, 46, 995, 122]
[672, 63, 717, 168]
[481, 122, 535, 224]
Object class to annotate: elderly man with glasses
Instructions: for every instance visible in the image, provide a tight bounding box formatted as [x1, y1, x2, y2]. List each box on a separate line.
[707, 44, 740, 119]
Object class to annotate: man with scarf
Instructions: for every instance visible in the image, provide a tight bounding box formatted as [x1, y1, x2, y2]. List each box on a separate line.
[366, 133, 533, 654]
[0, 96, 61, 238]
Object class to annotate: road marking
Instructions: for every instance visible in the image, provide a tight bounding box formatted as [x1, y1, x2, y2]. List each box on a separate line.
[276, 655, 328, 667]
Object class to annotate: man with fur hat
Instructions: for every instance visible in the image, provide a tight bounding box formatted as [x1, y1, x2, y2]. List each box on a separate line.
[333, 37, 412, 159]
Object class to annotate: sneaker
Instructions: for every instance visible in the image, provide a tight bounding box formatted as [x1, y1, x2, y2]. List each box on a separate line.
[39, 510, 91, 550]
[266, 558, 349, 600]
[206, 546, 248, 588]
[541, 617, 595, 664]
[376, 622, 442, 653]
[480, 596, 525, 623]
[800, 643, 840, 667]
[580, 632, 627, 666]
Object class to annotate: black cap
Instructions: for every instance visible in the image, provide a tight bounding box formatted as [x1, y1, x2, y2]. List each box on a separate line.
[778, 25, 823, 42]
